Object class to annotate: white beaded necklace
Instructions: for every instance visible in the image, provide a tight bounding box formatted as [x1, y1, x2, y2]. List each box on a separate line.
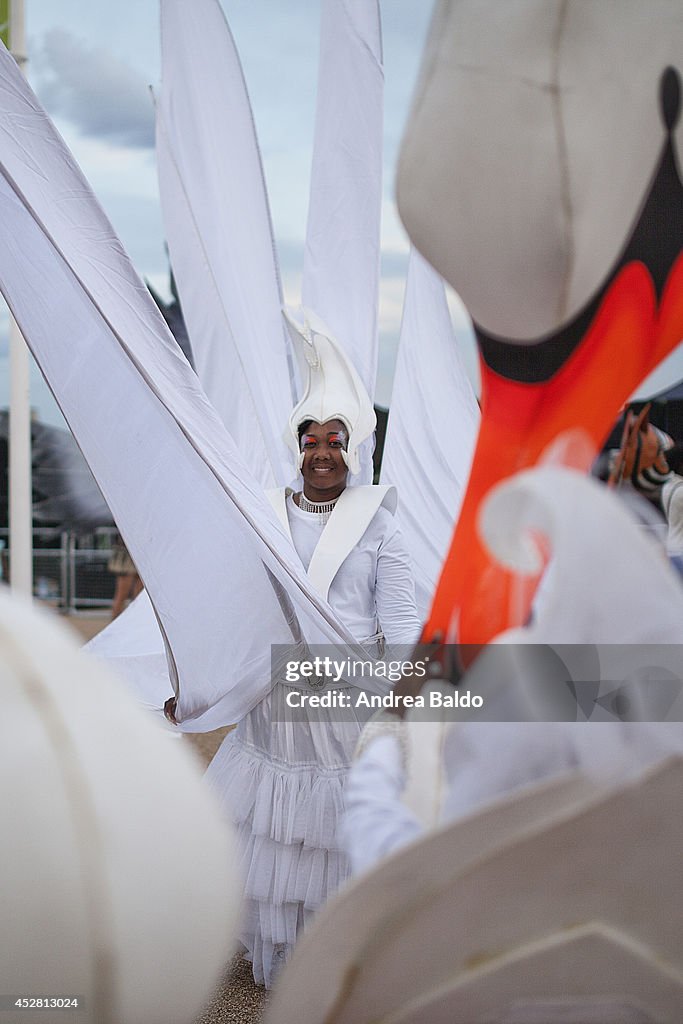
[298, 492, 339, 523]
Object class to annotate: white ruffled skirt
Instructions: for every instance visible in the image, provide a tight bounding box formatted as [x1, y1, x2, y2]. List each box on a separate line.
[205, 681, 368, 987]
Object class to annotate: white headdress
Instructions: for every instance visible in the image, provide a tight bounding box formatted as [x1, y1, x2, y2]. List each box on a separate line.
[283, 306, 376, 476]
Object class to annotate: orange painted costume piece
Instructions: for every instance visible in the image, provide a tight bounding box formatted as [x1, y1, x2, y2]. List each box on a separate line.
[423, 255, 683, 645]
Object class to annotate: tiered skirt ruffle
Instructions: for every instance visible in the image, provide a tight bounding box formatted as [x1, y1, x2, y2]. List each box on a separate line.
[205, 682, 367, 986]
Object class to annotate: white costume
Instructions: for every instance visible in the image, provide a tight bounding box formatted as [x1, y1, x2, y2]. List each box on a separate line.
[204, 310, 420, 986]
[206, 487, 420, 985]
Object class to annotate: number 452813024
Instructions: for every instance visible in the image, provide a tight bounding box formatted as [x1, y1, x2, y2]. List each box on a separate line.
[13, 997, 80, 1009]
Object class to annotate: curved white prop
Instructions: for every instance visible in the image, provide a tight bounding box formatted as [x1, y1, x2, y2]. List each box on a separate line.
[0, 588, 239, 1024]
[398, 0, 683, 341]
[482, 466, 683, 644]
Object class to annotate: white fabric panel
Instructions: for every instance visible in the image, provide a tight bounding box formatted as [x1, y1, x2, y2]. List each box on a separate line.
[156, 108, 283, 489]
[158, 0, 294, 486]
[85, 589, 175, 714]
[381, 249, 479, 619]
[302, 0, 383, 402]
[397, 0, 683, 340]
[0, 45, 362, 730]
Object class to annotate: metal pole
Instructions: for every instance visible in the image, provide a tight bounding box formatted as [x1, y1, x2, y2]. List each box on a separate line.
[7, 0, 32, 596]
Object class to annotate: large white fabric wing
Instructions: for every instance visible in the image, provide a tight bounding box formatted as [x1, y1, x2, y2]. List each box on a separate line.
[381, 249, 479, 619]
[157, 0, 294, 487]
[302, 0, 383, 402]
[0, 42, 359, 730]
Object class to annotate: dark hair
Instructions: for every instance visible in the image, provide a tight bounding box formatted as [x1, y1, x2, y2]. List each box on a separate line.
[297, 420, 313, 444]
[666, 443, 683, 475]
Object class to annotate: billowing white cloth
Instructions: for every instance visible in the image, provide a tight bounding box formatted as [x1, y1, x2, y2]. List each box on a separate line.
[381, 248, 479, 618]
[85, 589, 173, 717]
[302, 0, 383, 403]
[157, 0, 294, 487]
[344, 467, 683, 874]
[91, 0, 297, 715]
[94, 0, 385, 699]
[0, 43, 379, 731]
[207, 494, 420, 986]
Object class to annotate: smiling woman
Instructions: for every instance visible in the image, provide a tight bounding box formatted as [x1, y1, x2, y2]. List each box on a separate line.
[204, 311, 421, 987]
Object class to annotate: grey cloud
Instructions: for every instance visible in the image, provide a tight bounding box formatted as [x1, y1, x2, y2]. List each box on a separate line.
[33, 29, 154, 149]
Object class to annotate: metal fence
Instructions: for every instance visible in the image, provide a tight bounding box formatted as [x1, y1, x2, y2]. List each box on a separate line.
[0, 526, 119, 612]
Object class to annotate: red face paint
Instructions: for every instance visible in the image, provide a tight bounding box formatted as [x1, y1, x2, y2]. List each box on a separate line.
[300, 429, 348, 450]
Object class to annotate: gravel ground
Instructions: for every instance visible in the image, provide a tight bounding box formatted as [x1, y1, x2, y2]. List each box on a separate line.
[194, 956, 269, 1024]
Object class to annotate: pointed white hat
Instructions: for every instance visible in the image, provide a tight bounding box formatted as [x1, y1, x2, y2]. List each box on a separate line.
[283, 306, 376, 475]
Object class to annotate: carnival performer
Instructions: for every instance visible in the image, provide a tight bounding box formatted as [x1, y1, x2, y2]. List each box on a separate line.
[604, 407, 683, 567]
[203, 311, 421, 987]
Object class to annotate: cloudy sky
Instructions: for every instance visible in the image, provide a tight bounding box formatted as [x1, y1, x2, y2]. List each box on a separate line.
[0, 0, 479, 424]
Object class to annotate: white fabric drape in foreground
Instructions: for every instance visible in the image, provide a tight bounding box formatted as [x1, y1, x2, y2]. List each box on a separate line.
[157, 0, 294, 487]
[0, 43, 364, 730]
[302, 0, 383, 403]
[1, 589, 240, 1023]
[381, 249, 480, 619]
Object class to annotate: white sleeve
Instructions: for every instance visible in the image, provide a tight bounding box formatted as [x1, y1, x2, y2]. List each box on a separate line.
[374, 522, 422, 645]
[342, 735, 423, 875]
